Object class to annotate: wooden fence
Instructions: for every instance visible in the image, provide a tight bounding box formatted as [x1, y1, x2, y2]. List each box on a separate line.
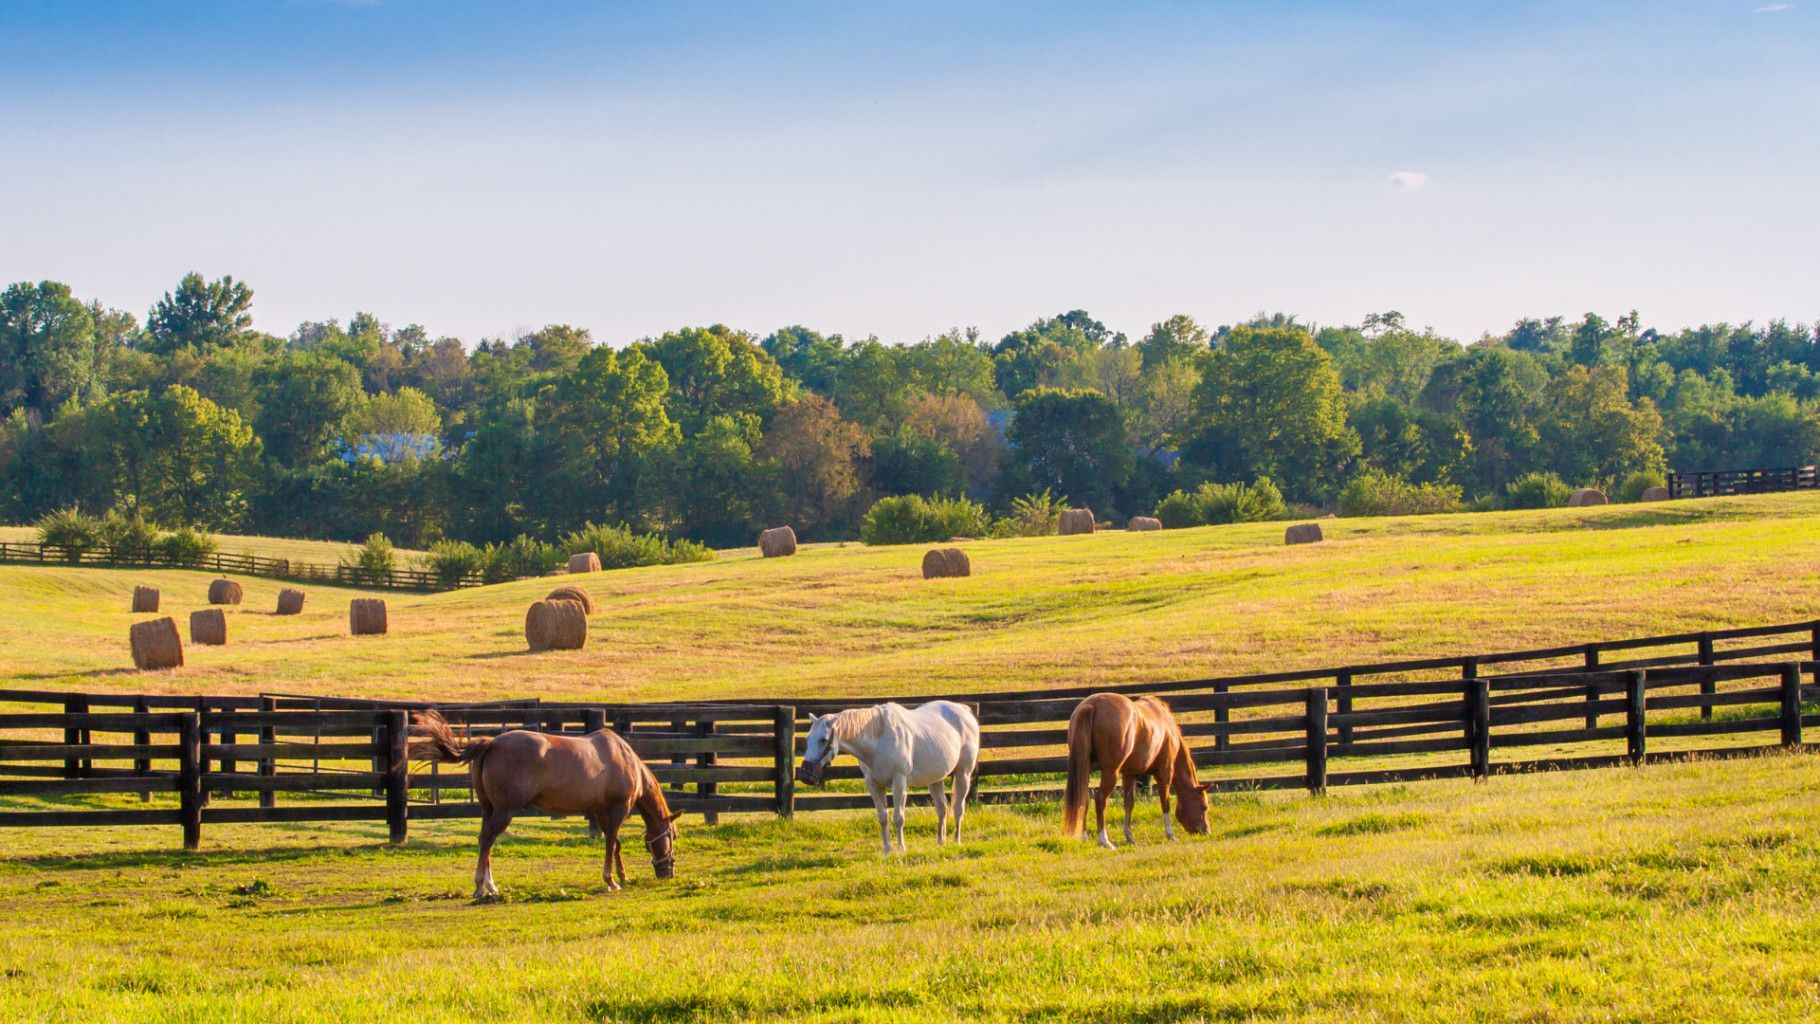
[1667, 465, 1818, 499]
[3, 616, 1819, 848]
[0, 541, 479, 592]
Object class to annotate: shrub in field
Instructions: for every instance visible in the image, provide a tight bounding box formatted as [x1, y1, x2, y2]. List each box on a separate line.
[1336, 469, 1465, 517]
[562, 522, 715, 570]
[36, 507, 101, 562]
[1154, 477, 1287, 527]
[1504, 472, 1573, 509]
[1617, 470, 1668, 503]
[97, 511, 164, 561]
[158, 527, 217, 567]
[992, 489, 1068, 538]
[482, 535, 562, 582]
[345, 533, 395, 583]
[424, 540, 486, 585]
[860, 495, 992, 545]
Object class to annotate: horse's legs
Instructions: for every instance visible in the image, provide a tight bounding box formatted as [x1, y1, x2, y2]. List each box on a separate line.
[599, 804, 629, 892]
[1120, 775, 1138, 845]
[929, 779, 948, 846]
[1154, 762, 1177, 842]
[867, 780, 892, 855]
[475, 807, 513, 899]
[951, 768, 972, 844]
[891, 775, 908, 853]
[1093, 753, 1119, 850]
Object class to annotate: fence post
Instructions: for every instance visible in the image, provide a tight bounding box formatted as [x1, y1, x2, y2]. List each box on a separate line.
[1467, 678, 1490, 781]
[696, 719, 718, 826]
[1213, 682, 1231, 752]
[1780, 664, 1804, 748]
[1625, 671, 1646, 767]
[385, 710, 409, 845]
[63, 696, 88, 779]
[1583, 644, 1601, 730]
[1304, 688, 1328, 797]
[134, 698, 152, 802]
[773, 706, 796, 819]
[259, 697, 277, 810]
[1698, 633, 1716, 721]
[1334, 672, 1352, 747]
[178, 712, 202, 851]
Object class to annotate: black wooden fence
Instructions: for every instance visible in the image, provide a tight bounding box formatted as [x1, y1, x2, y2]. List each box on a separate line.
[5, 617, 1820, 848]
[1667, 465, 1819, 499]
[0, 541, 478, 592]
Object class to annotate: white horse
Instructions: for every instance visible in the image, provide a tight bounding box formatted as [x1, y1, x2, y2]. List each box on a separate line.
[795, 701, 981, 854]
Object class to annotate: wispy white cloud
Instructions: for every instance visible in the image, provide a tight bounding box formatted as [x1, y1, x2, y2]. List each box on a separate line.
[1386, 170, 1431, 189]
[1752, 3, 1794, 13]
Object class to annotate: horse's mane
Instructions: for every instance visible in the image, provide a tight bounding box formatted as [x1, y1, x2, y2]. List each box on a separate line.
[828, 705, 889, 743]
[636, 759, 674, 821]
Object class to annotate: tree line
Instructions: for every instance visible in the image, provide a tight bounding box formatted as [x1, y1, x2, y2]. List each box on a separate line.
[3, 274, 1817, 549]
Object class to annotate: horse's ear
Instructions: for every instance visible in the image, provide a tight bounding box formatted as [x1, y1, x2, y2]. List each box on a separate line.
[666, 810, 684, 822]
[1197, 782, 1212, 792]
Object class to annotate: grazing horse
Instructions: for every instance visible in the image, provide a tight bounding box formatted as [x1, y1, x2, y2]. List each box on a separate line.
[796, 701, 980, 854]
[1061, 693, 1211, 849]
[411, 711, 682, 897]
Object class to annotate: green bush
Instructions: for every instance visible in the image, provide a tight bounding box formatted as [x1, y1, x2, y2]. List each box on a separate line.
[1336, 469, 1465, 517]
[36, 507, 101, 562]
[1616, 470, 1668, 503]
[992, 489, 1068, 539]
[424, 540, 486, 585]
[158, 527, 217, 567]
[345, 532, 395, 583]
[97, 511, 164, 561]
[562, 522, 716, 570]
[482, 535, 561, 583]
[1153, 477, 1287, 527]
[1504, 472, 1573, 510]
[860, 495, 992, 545]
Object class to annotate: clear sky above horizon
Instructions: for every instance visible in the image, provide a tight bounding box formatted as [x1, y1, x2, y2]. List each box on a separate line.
[2, 0, 1814, 347]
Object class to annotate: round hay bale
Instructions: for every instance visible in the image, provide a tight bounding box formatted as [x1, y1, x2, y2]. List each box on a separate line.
[1126, 516, 1163, 532]
[131, 585, 160, 613]
[758, 526, 798, 558]
[1568, 487, 1608, 507]
[207, 579, 243, 605]
[546, 585, 595, 614]
[129, 616, 184, 670]
[349, 598, 388, 636]
[1058, 508, 1096, 535]
[1285, 523, 1324, 545]
[1641, 485, 1670, 502]
[525, 599, 588, 652]
[275, 587, 306, 615]
[567, 552, 602, 574]
[921, 548, 971, 579]
[189, 608, 227, 646]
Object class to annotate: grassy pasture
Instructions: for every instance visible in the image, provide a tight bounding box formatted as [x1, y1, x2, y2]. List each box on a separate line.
[4, 492, 1820, 703]
[2, 753, 1818, 1022]
[5, 494, 1820, 1020]
[0, 524, 427, 568]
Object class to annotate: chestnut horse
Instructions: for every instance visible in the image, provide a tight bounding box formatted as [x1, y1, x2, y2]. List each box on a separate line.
[410, 711, 682, 897]
[1061, 693, 1211, 848]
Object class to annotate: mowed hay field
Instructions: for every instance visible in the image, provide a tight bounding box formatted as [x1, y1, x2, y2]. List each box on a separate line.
[4, 492, 1820, 702]
[5, 495, 1820, 1021]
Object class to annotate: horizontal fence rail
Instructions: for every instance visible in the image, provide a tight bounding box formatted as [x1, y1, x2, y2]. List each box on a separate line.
[0, 541, 479, 592]
[1667, 465, 1818, 500]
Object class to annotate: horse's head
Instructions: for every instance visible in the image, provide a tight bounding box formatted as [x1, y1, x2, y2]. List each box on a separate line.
[795, 713, 837, 786]
[1174, 781, 1213, 834]
[645, 810, 683, 879]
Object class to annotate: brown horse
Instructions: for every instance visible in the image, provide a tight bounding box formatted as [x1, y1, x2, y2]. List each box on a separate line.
[1061, 693, 1211, 848]
[411, 711, 682, 897]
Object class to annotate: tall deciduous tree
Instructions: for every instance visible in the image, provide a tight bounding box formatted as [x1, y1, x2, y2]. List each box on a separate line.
[633, 324, 791, 435]
[1004, 387, 1133, 514]
[146, 273, 254, 354]
[0, 280, 98, 422]
[759, 394, 871, 537]
[1183, 325, 1357, 498]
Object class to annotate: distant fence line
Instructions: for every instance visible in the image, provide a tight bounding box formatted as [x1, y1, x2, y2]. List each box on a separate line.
[0, 541, 478, 593]
[2, 618, 1818, 849]
[1667, 465, 1818, 500]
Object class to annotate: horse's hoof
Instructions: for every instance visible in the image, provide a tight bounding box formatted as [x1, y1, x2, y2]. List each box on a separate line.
[1097, 839, 1116, 851]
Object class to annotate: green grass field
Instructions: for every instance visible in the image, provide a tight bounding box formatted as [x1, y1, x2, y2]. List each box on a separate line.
[0, 525, 427, 568]
[5, 494, 1820, 1021]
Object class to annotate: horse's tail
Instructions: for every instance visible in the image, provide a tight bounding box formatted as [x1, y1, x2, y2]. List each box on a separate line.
[409, 710, 493, 768]
[1061, 700, 1095, 838]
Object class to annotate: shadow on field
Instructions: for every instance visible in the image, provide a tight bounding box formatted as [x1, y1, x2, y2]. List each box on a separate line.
[10, 668, 143, 681]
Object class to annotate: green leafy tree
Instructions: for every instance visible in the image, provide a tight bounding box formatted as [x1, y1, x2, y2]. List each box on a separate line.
[633, 324, 790, 435]
[146, 273, 254, 354]
[1534, 365, 1665, 485]
[0, 281, 98, 421]
[254, 352, 363, 468]
[1004, 387, 1133, 515]
[1183, 325, 1357, 499]
[539, 346, 679, 531]
[759, 394, 871, 537]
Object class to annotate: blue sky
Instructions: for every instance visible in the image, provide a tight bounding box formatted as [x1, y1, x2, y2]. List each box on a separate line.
[2, 1, 1814, 346]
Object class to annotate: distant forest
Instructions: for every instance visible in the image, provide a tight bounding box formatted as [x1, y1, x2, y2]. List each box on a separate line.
[3, 273, 1817, 548]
